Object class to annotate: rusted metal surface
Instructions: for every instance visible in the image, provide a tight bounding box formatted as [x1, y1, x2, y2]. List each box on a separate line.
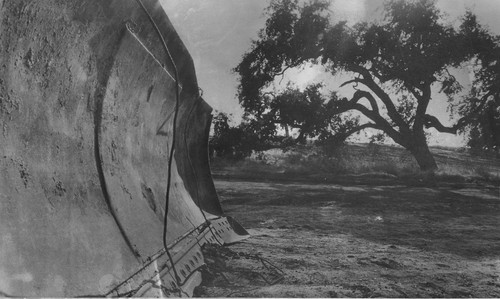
[0, 0, 247, 296]
[106, 217, 245, 297]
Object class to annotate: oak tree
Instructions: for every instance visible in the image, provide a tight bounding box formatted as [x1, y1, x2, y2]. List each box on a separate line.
[235, 0, 500, 170]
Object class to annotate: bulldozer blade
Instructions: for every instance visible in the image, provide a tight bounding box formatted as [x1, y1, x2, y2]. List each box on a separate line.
[0, 0, 248, 297]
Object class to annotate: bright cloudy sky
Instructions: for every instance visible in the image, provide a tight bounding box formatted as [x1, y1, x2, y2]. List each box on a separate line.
[160, 0, 500, 147]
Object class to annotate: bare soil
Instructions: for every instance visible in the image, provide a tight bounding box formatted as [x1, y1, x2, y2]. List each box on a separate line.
[195, 175, 500, 297]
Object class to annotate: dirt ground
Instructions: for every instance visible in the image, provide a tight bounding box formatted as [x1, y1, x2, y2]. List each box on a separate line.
[195, 176, 500, 297]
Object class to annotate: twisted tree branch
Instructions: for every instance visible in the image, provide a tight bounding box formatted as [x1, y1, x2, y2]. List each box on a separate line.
[423, 114, 461, 133]
[424, 91, 492, 134]
[423, 114, 472, 134]
[332, 122, 380, 143]
[334, 91, 408, 146]
[347, 64, 410, 134]
[339, 78, 362, 88]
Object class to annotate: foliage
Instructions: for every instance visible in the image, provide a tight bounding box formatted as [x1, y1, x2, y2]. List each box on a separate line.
[209, 112, 248, 159]
[247, 83, 362, 144]
[453, 12, 500, 150]
[209, 112, 272, 160]
[464, 102, 500, 151]
[234, 0, 500, 171]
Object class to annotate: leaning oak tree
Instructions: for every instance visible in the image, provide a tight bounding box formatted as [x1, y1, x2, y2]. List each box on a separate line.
[235, 0, 499, 171]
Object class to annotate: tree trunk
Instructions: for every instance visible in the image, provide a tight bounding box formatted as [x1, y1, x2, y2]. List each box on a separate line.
[296, 131, 307, 144]
[408, 139, 438, 171]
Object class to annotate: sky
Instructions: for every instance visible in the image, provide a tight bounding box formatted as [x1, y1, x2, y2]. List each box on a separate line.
[160, 0, 500, 147]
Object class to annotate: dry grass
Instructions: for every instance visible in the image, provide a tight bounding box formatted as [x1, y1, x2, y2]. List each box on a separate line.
[211, 143, 500, 183]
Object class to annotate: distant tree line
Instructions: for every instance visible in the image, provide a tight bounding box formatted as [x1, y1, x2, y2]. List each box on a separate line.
[209, 112, 268, 160]
[208, 109, 367, 159]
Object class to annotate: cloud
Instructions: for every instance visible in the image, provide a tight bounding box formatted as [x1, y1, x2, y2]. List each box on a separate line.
[331, 0, 367, 23]
[285, 65, 325, 90]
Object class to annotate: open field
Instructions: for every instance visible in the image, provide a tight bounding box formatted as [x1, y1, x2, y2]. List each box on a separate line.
[210, 143, 500, 184]
[195, 144, 500, 297]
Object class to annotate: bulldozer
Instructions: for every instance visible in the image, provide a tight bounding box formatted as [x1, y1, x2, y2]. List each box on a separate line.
[0, 0, 248, 296]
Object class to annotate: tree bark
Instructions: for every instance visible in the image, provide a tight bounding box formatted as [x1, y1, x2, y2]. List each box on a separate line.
[296, 131, 307, 144]
[408, 138, 438, 171]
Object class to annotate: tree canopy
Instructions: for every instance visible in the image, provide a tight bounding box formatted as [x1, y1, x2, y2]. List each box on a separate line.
[209, 112, 273, 159]
[235, 0, 500, 170]
[251, 83, 362, 143]
[455, 12, 500, 150]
